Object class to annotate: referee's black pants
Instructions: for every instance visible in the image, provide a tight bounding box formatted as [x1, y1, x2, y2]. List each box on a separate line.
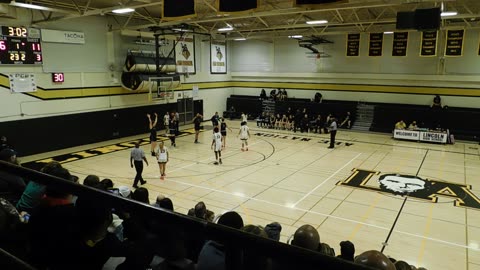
[133, 160, 144, 187]
[330, 130, 337, 148]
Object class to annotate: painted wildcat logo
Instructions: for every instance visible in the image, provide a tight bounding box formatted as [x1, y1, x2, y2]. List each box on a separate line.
[216, 46, 223, 61]
[181, 43, 191, 59]
[337, 169, 480, 210]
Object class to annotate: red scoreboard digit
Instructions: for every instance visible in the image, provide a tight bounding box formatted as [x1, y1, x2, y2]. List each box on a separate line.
[52, 73, 64, 83]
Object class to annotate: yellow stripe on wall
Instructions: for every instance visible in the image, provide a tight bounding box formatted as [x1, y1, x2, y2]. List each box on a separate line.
[2, 77, 480, 100]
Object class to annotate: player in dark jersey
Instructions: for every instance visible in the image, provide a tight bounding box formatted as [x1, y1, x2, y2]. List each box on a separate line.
[147, 113, 158, 156]
[193, 113, 203, 143]
[220, 118, 233, 148]
[168, 113, 177, 147]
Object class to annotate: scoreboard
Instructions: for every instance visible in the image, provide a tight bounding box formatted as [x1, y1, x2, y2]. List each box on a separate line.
[0, 26, 42, 65]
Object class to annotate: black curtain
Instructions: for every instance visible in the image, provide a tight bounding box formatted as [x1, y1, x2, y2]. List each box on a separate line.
[217, 0, 257, 12]
[163, 0, 195, 18]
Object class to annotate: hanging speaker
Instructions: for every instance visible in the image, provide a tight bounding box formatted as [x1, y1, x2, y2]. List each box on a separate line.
[162, 0, 195, 20]
[396, 11, 415, 30]
[414, 8, 441, 31]
[217, 0, 257, 12]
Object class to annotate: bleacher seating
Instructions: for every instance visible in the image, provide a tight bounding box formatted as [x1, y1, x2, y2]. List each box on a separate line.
[225, 95, 357, 124]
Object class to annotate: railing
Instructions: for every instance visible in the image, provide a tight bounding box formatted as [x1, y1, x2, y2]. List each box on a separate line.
[0, 161, 374, 270]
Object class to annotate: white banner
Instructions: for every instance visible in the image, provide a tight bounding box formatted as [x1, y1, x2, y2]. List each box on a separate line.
[394, 129, 419, 141]
[420, 131, 447, 143]
[41, 29, 85, 44]
[8, 73, 36, 93]
[175, 34, 195, 74]
[211, 41, 227, 74]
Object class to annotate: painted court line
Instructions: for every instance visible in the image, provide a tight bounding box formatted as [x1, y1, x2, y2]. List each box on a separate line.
[291, 153, 362, 207]
[163, 176, 480, 252]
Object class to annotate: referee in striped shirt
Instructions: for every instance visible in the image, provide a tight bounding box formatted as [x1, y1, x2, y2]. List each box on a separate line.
[130, 142, 148, 188]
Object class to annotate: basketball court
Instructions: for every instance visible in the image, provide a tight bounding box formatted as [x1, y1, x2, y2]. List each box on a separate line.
[20, 122, 480, 270]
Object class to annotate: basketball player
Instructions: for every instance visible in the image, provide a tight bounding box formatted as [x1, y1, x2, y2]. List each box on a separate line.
[238, 121, 251, 151]
[211, 127, 223, 165]
[163, 112, 170, 134]
[147, 113, 158, 156]
[130, 142, 148, 188]
[328, 116, 337, 149]
[220, 118, 233, 148]
[168, 113, 177, 147]
[193, 113, 203, 143]
[156, 141, 169, 180]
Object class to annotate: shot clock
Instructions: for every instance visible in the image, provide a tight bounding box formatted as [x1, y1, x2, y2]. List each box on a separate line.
[0, 26, 43, 65]
[52, 72, 64, 83]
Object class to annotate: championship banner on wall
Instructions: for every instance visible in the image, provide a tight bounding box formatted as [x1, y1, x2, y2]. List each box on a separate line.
[162, 0, 196, 20]
[445, 29, 465, 57]
[175, 34, 195, 74]
[8, 73, 36, 93]
[392, 32, 408, 57]
[420, 31, 437, 57]
[369, 33, 383, 57]
[211, 41, 227, 74]
[346, 33, 360, 57]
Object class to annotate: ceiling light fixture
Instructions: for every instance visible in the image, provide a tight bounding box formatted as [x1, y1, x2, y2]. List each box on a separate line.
[441, 11, 458, 17]
[112, 8, 135, 14]
[288, 35, 303, 39]
[10, 1, 52, 11]
[306, 20, 328, 25]
[384, 31, 394, 34]
[234, 38, 246, 41]
[218, 26, 234, 32]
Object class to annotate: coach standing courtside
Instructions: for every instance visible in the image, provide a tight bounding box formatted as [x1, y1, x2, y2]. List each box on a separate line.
[130, 142, 148, 188]
[328, 117, 338, 149]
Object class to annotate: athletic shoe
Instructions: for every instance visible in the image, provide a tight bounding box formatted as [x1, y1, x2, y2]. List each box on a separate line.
[141, 181, 147, 185]
[246, 148, 248, 151]
[241, 148, 245, 151]
[174, 143, 176, 147]
[219, 159, 222, 164]
[151, 152, 156, 157]
[214, 161, 219, 165]
[328, 146, 334, 149]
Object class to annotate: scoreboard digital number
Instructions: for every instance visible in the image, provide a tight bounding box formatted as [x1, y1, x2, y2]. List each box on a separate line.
[52, 73, 64, 83]
[0, 26, 42, 65]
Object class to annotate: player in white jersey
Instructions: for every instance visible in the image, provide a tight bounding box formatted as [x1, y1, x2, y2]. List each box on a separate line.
[156, 141, 169, 180]
[238, 121, 251, 151]
[211, 127, 223, 165]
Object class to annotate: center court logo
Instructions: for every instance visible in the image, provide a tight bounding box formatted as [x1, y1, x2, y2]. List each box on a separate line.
[337, 169, 480, 210]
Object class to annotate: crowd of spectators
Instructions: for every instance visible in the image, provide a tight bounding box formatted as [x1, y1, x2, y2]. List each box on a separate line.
[256, 108, 352, 133]
[0, 156, 429, 270]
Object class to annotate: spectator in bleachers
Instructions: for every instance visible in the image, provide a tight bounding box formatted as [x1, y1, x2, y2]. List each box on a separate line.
[241, 225, 271, 269]
[270, 89, 277, 100]
[16, 162, 62, 212]
[431, 94, 442, 109]
[337, 240, 355, 261]
[131, 187, 150, 204]
[286, 107, 293, 117]
[354, 250, 396, 270]
[312, 115, 323, 133]
[0, 135, 11, 151]
[294, 109, 302, 133]
[257, 112, 265, 127]
[275, 114, 282, 129]
[83, 175, 100, 187]
[394, 260, 412, 270]
[191, 201, 215, 222]
[0, 196, 29, 260]
[340, 112, 352, 129]
[281, 114, 288, 130]
[260, 89, 267, 100]
[290, 224, 319, 251]
[28, 166, 78, 269]
[287, 115, 294, 131]
[100, 179, 114, 189]
[408, 121, 418, 130]
[157, 197, 174, 211]
[0, 149, 25, 205]
[153, 194, 165, 207]
[395, 120, 407, 130]
[264, 222, 282, 241]
[228, 106, 236, 120]
[314, 92, 323, 103]
[282, 89, 288, 100]
[197, 211, 244, 270]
